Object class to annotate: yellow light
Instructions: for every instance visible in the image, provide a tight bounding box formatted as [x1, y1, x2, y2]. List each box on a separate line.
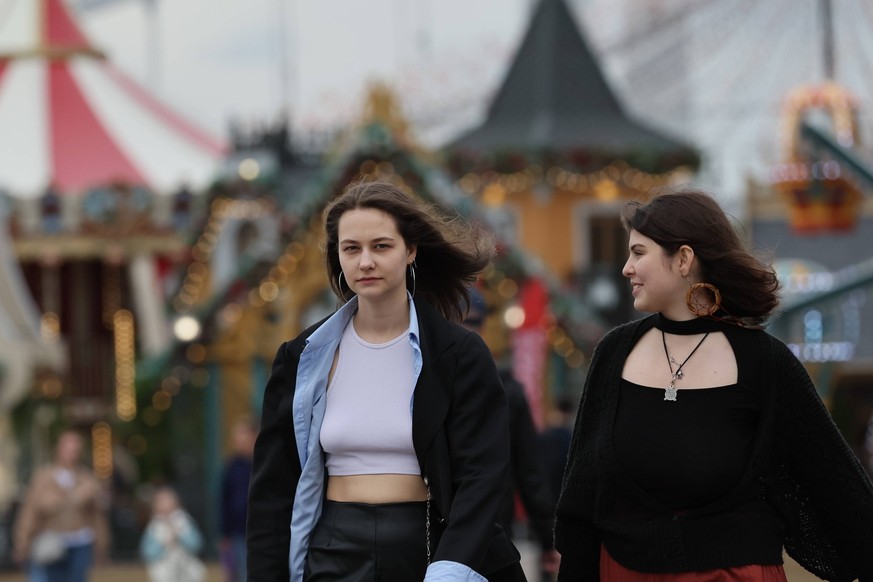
[91, 422, 113, 480]
[594, 179, 619, 202]
[40, 312, 61, 342]
[555, 337, 575, 357]
[221, 303, 243, 324]
[259, 281, 280, 302]
[114, 310, 136, 422]
[152, 390, 172, 411]
[249, 289, 266, 307]
[161, 376, 182, 396]
[504, 306, 526, 329]
[460, 173, 481, 193]
[286, 242, 306, 260]
[566, 350, 586, 368]
[238, 158, 261, 181]
[186, 343, 207, 365]
[190, 368, 210, 388]
[188, 262, 208, 277]
[173, 316, 201, 342]
[497, 278, 518, 299]
[482, 183, 506, 207]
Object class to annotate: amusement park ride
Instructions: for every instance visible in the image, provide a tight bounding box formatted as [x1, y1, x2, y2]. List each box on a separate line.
[1, 0, 873, 556]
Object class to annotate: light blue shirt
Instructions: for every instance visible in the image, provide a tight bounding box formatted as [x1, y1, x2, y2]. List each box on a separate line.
[287, 294, 487, 581]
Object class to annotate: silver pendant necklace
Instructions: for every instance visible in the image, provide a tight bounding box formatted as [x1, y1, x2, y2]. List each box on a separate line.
[661, 330, 709, 402]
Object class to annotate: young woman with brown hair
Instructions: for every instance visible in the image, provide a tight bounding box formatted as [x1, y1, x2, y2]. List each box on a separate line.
[555, 190, 873, 581]
[247, 180, 525, 581]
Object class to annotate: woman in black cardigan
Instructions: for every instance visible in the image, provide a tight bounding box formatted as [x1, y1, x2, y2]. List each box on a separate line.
[247, 180, 524, 581]
[555, 190, 873, 581]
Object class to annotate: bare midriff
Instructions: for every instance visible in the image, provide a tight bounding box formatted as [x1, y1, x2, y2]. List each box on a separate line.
[326, 474, 428, 503]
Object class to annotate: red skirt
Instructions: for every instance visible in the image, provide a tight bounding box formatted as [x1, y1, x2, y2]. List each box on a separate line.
[600, 546, 788, 582]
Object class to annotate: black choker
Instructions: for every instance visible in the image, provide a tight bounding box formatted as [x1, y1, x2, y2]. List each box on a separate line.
[654, 313, 725, 335]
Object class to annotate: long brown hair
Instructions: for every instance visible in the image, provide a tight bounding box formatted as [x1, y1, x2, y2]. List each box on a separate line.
[621, 190, 780, 326]
[323, 180, 494, 321]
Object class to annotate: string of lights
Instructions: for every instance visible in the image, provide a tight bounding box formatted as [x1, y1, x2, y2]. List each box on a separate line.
[113, 309, 136, 421]
[172, 197, 274, 313]
[457, 161, 684, 201]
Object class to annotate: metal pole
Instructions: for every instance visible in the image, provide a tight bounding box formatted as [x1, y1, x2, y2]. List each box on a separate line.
[820, 0, 834, 80]
[144, 0, 160, 91]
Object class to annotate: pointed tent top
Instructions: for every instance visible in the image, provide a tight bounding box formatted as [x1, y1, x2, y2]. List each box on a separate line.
[360, 82, 412, 144]
[448, 0, 694, 160]
[44, 0, 93, 51]
[0, 0, 102, 60]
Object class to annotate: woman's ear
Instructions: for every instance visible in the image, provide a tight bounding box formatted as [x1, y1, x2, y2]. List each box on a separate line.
[677, 244, 695, 277]
[407, 244, 417, 264]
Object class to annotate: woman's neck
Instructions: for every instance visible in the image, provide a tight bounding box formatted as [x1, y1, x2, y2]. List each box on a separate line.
[660, 304, 698, 322]
[354, 295, 410, 342]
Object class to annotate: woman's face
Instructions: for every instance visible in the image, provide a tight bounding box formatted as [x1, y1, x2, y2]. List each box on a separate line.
[55, 432, 83, 467]
[337, 207, 416, 305]
[622, 229, 686, 315]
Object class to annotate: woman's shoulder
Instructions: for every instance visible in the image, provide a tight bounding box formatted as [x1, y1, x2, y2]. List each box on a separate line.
[279, 313, 336, 355]
[598, 315, 653, 347]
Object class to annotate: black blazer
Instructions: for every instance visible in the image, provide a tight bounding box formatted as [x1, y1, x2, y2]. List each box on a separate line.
[246, 297, 521, 581]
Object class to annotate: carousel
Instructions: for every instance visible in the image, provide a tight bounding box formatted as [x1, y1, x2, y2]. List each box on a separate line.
[0, 0, 224, 519]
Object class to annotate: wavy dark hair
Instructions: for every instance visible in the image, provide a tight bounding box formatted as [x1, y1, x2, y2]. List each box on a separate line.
[323, 180, 494, 322]
[621, 190, 780, 326]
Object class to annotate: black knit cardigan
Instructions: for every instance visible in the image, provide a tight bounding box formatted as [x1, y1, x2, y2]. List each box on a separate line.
[555, 315, 873, 582]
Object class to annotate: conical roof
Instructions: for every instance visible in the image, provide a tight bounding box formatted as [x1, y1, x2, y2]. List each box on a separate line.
[0, 0, 224, 196]
[449, 0, 694, 158]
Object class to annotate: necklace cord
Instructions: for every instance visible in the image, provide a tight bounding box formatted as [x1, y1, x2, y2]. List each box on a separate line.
[661, 330, 710, 380]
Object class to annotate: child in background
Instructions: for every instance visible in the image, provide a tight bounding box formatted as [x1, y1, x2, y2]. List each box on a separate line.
[140, 487, 205, 582]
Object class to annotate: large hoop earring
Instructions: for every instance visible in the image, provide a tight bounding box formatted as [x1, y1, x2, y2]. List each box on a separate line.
[407, 262, 416, 297]
[338, 271, 350, 297]
[686, 282, 722, 317]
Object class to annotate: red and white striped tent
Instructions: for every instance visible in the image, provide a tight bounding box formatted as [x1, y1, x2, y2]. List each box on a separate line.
[0, 0, 225, 198]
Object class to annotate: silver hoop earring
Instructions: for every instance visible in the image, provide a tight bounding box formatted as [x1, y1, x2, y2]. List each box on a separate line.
[338, 271, 348, 294]
[408, 262, 416, 297]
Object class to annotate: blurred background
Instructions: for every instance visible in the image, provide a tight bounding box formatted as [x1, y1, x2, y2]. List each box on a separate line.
[0, 0, 871, 579]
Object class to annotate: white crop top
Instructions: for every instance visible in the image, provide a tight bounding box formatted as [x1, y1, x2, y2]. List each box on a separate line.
[320, 320, 421, 476]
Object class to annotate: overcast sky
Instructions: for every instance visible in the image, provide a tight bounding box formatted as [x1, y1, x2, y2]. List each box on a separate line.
[78, 0, 549, 142]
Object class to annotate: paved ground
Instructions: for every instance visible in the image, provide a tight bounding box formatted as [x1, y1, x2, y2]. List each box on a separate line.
[0, 553, 820, 581]
[0, 563, 223, 582]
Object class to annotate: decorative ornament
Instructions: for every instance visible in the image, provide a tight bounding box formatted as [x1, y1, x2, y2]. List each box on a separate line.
[686, 283, 722, 317]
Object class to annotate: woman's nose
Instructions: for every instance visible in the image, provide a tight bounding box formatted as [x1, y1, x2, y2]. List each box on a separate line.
[621, 258, 633, 278]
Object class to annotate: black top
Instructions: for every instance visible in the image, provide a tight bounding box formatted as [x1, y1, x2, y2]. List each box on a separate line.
[555, 314, 873, 582]
[614, 314, 759, 510]
[615, 380, 758, 510]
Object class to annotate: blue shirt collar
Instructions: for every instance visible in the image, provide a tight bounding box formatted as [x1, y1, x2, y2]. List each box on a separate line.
[305, 292, 419, 349]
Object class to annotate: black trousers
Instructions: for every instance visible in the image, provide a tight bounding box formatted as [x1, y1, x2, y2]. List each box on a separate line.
[304, 500, 526, 581]
[304, 500, 431, 581]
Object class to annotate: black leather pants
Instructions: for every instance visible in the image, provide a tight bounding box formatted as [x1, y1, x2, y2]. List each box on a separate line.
[304, 499, 527, 581]
[304, 500, 433, 581]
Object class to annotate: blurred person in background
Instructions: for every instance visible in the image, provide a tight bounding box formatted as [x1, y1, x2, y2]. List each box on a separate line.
[462, 287, 560, 581]
[219, 417, 257, 582]
[247, 180, 525, 581]
[538, 397, 574, 522]
[140, 486, 205, 582]
[13, 429, 109, 582]
[555, 190, 873, 581]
